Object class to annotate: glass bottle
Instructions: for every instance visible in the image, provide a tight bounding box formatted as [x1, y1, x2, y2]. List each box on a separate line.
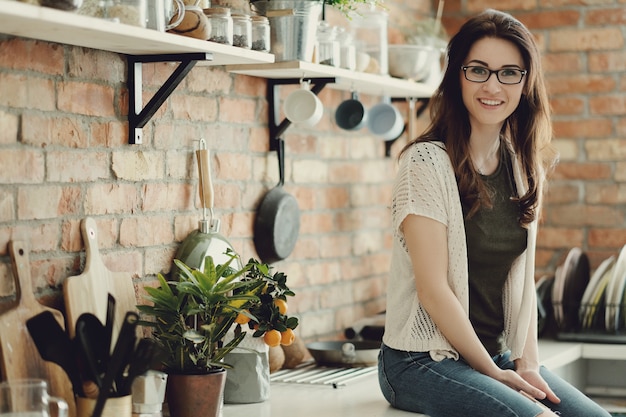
[204, 7, 234, 45]
[251, 15, 270, 53]
[102, 0, 147, 27]
[337, 27, 356, 71]
[232, 13, 252, 49]
[315, 21, 339, 67]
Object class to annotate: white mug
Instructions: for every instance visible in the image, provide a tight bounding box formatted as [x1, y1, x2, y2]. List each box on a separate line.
[147, 0, 185, 32]
[367, 97, 405, 140]
[283, 81, 324, 127]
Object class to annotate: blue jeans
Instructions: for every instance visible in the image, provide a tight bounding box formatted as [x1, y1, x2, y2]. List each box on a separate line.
[378, 343, 611, 417]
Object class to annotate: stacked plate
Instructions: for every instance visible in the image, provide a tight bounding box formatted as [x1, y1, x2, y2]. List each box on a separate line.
[548, 245, 626, 334]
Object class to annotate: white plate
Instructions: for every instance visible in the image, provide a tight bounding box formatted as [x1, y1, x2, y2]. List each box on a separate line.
[579, 255, 615, 328]
[583, 258, 615, 329]
[605, 244, 626, 331]
[611, 247, 626, 332]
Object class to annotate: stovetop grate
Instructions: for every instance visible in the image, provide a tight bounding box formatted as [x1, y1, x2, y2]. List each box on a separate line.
[270, 363, 377, 388]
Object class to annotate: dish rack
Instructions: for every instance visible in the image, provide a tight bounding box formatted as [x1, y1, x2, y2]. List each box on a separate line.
[538, 245, 626, 343]
[270, 362, 377, 388]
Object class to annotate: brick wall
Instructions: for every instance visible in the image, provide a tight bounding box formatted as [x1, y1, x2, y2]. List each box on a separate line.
[0, 0, 625, 342]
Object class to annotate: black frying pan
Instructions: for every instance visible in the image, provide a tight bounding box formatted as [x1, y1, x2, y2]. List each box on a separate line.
[254, 138, 300, 264]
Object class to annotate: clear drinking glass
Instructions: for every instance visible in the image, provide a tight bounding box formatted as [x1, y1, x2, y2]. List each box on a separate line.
[0, 379, 68, 417]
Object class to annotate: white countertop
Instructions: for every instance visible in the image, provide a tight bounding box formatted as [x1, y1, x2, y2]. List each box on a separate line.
[222, 340, 595, 417]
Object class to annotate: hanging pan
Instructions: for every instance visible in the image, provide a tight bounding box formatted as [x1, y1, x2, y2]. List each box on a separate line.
[173, 139, 241, 278]
[254, 138, 301, 264]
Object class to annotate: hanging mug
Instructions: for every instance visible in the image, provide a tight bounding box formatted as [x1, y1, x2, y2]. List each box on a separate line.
[283, 81, 324, 127]
[147, 0, 185, 32]
[367, 96, 405, 141]
[0, 379, 68, 417]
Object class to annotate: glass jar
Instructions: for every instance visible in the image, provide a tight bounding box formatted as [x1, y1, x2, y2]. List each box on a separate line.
[315, 21, 339, 67]
[232, 13, 252, 49]
[349, 1, 388, 75]
[203, 7, 233, 45]
[337, 27, 356, 71]
[102, 0, 147, 27]
[251, 15, 270, 53]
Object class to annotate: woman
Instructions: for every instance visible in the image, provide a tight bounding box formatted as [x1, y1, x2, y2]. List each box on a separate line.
[378, 9, 610, 417]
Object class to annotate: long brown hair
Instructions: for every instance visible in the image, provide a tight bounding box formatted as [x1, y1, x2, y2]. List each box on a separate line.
[402, 9, 557, 225]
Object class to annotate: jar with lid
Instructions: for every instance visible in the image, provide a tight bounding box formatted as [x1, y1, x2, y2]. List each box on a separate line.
[102, 0, 147, 27]
[203, 7, 234, 45]
[337, 27, 356, 71]
[232, 13, 252, 49]
[349, 0, 388, 75]
[250, 15, 270, 53]
[315, 21, 339, 67]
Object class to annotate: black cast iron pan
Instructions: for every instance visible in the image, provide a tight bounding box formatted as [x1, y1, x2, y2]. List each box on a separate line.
[254, 138, 300, 264]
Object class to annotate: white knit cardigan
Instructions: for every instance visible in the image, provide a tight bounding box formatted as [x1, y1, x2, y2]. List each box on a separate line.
[383, 141, 538, 361]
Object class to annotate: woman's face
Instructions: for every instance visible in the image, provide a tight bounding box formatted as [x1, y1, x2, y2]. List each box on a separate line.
[460, 37, 526, 132]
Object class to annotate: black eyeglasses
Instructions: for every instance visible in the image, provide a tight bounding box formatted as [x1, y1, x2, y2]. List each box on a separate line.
[461, 65, 527, 85]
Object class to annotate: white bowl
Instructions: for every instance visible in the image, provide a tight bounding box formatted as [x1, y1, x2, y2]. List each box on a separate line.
[388, 44, 441, 81]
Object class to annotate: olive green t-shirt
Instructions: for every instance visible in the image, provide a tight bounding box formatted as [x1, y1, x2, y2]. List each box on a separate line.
[463, 148, 528, 356]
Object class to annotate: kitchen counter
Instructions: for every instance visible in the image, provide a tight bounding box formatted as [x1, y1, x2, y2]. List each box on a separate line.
[222, 340, 624, 417]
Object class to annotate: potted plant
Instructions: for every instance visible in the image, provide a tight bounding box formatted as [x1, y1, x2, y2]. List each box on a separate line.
[137, 251, 298, 417]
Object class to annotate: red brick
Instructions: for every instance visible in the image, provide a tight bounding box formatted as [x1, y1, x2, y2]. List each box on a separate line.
[550, 97, 585, 115]
[170, 95, 218, 122]
[588, 228, 626, 249]
[0, 110, 18, 144]
[547, 204, 624, 227]
[553, 162, 613, 180]
[546, 74, 616, 95]
[0, 73, 55, 111]
[585, 7, 626, 25]
[589, 51, 626, 73]
[586, 183, 626, 204]
[542, 52, 583, 74]
[47, 151, 109, 182]
[21, 113, 89, 148]
[58, 81, 116, 117]
[518, 10, 580, 30]
[0, 150, 45, 184]
[67, 48, 124, 81]
[119, 216, 174, 247]
[549, 28, 624, 52]
[0, 38, 64, 75]
[538, 226, 585, 249]
[545, 184, 581, 204]
[589, 94, 626, 115]
[552, 118, 612, 139]
[60, 219, 83, 252]
[467, 0, 537, 13]
[84, 184, 140, 215]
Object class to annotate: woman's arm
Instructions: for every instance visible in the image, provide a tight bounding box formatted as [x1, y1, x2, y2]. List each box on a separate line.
[515, 302, 560, 403]
[402, 213, 547, 398]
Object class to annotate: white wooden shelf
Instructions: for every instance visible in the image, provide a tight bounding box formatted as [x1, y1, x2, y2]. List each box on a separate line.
[227, 60, 437, 98]
[0, 0, 274, 65]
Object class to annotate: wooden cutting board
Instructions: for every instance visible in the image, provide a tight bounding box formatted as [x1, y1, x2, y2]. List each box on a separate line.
[0, 240, 76, 417]
[63, 217, 137, 348]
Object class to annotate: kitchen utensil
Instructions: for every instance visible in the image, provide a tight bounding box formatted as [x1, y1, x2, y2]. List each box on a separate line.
[0, 378, 68, 417]
[253, 138, 301, 264]
[306, 340, 380, 367]
[92, 312, 139, 417]
[147, 0, 185, 32]
[26, 311, 84, 398]
[335, 91, 367, 131]
[119, 338, 161, 395]
[1, 240, 76, 417]
[75, 313, 109, 389]
[63, 217, 137, 347]
[174, 139, 242, 278]
[388, 44, 441, 81]
[283, 80, 324, 127]
[366, 96, 405, 141]
[105, 293, 116, 358]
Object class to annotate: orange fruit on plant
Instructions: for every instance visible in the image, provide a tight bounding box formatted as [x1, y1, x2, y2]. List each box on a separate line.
[263, 329, 282, 347]
[274, 299, 288, 315]
[280, 328, 295, 346]
[235, 311, 250, 325]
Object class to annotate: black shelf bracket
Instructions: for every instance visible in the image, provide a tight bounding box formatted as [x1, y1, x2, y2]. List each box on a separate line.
[127, 53, 213, 145]
[267, 77, 335, 151]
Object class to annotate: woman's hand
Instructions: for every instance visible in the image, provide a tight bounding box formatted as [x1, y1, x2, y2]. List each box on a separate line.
[516, 368, 560, 404]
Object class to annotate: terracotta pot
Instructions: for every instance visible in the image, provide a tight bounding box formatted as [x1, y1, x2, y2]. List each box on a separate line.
[165, 369, 227, 417]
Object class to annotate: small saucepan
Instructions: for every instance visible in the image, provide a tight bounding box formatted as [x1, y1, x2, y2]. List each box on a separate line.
[306, 340, 381, 367]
